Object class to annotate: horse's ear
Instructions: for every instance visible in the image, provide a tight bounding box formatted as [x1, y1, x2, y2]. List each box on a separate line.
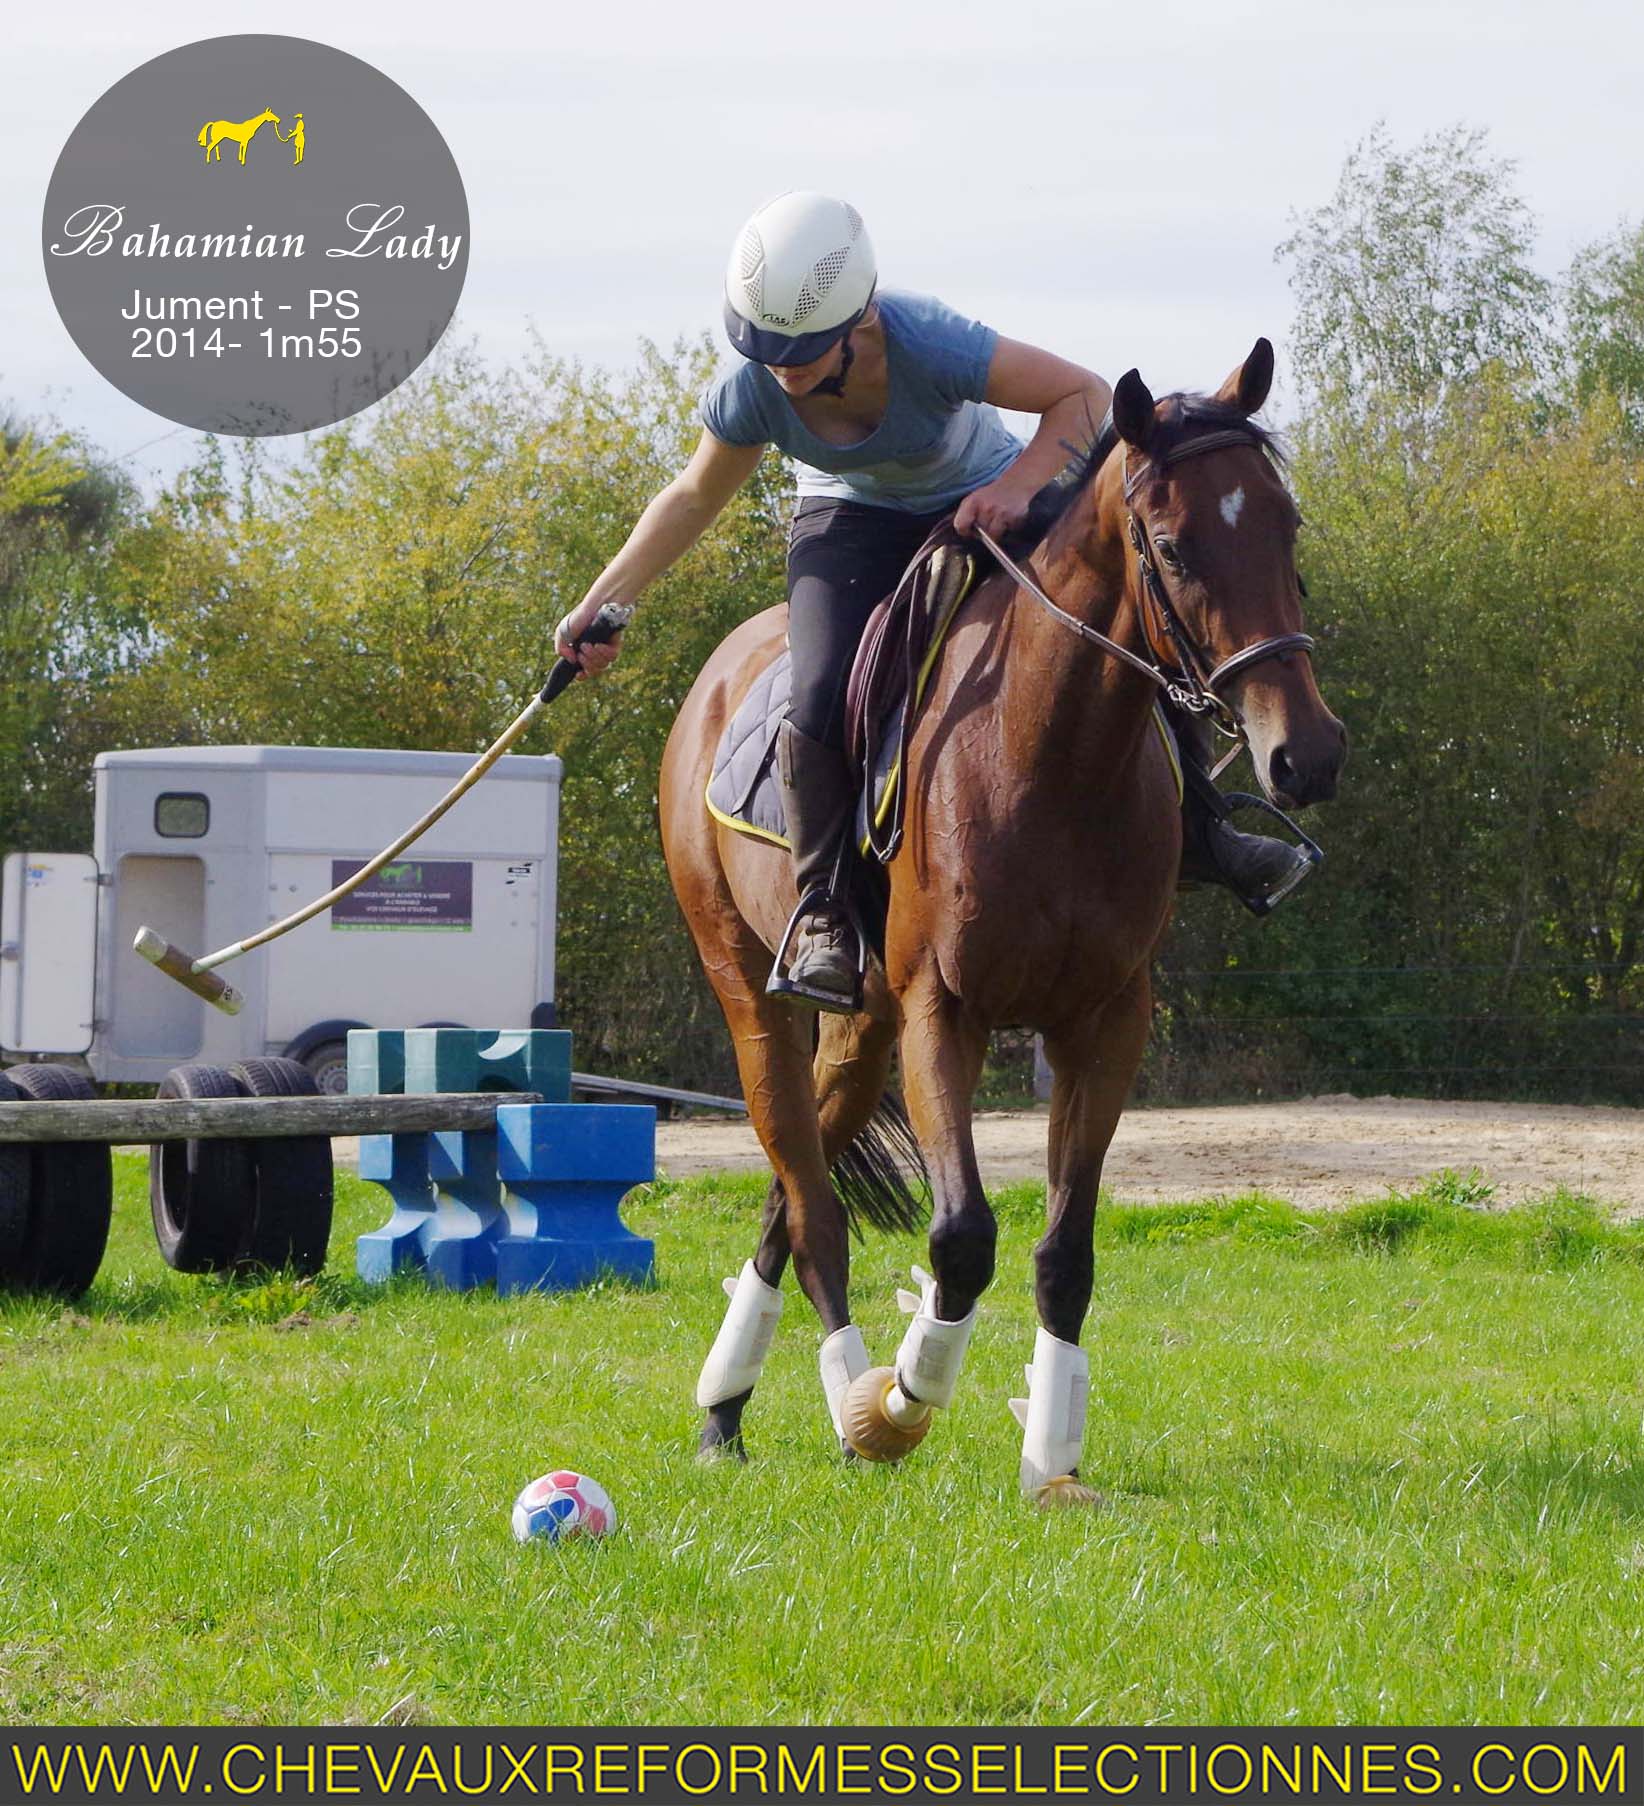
[1112, 368, 1156, 450]
[1215, 338, 1275, 416]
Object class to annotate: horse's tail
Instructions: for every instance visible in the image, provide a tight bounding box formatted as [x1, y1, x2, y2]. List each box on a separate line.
[196, 123, 210, 145]
[832, 1089, 929, 1238]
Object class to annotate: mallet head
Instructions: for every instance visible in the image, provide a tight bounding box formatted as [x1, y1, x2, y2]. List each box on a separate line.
[133, 926, 245, 1016]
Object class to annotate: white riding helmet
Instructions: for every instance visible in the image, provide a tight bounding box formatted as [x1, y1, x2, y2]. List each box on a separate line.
[723, 191, 877, 366]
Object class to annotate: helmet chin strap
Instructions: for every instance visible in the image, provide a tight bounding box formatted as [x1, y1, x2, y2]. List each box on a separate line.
[809, 330, 855, 399]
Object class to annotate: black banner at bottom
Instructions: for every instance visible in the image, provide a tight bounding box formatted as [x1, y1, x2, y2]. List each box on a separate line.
[5, 1727, 1635, 1805]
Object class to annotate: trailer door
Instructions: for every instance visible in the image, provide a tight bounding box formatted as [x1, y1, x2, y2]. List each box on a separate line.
[0, 852, 99, 1055]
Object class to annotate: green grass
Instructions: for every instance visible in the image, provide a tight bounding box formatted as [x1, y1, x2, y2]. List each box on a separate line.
[2, 1158, 1643, 1725]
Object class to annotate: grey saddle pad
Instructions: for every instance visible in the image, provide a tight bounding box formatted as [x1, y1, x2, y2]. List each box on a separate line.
[703, 649, 909, 853]
[706, 650, 793, 846]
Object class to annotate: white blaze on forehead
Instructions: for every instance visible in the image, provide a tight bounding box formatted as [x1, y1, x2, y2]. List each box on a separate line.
[1220, 485, 1246, 529]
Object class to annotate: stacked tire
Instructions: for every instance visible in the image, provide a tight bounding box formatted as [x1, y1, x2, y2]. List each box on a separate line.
[0, 1066, 113, 1298]
[150, 1058, 334, 1277]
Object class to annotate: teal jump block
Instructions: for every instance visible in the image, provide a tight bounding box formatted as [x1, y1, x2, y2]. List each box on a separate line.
[402, 1029, 571, 1099]
[494, 1103, 656, 1295]
[348, 1029, 407, 1097]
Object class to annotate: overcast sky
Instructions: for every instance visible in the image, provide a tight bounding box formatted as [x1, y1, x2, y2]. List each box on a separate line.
[9, 0, 1641, 492]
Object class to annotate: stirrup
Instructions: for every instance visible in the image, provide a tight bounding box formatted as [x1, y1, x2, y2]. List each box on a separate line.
[1221, 792, 1324, 917]
[766, 887, 866, 1013]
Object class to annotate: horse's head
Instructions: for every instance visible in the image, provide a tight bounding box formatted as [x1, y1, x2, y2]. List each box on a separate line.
[1110, 341, 1346, 808]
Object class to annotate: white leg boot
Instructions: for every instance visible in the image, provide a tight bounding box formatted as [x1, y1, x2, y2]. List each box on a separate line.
[1008, 1327, 1101, 1507]
[888, 1264, 977, 1420]
[833, 1269, 979, 1464]
[819, 1325, 871, 1446]
[695, 1261, 783, 1407]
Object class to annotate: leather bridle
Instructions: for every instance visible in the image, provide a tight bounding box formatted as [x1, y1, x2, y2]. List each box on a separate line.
[977, 421, 1315, 742]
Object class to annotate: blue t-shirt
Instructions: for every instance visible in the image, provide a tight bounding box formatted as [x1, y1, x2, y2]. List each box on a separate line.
[699, 289, 1023, 513]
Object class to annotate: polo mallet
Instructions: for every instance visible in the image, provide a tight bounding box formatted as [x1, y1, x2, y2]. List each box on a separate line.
[133, 603, 632, 1015]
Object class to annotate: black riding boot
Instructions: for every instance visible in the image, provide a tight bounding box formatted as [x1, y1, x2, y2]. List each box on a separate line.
[1173, 716, 1320, 915]
[766, 719, 862, 1012]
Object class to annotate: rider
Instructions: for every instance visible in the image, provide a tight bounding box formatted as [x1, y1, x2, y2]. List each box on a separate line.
[556, 191, 1310, 1012]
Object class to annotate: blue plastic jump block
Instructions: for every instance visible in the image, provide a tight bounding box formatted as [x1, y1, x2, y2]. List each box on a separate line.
[354, 1126, 508, 1290]
[351, 1027, 572, 1287]
[354, 1129, 435, 1282]
[493, 1103, 656, 1295]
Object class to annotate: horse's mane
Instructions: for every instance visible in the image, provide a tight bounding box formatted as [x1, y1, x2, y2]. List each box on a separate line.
[1016, 393, 1288, 548]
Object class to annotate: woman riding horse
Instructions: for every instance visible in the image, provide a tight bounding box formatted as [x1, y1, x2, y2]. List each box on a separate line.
[555, 192, 1311, 1012]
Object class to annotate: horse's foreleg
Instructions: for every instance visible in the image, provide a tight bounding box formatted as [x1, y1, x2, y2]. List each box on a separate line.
[842, 979, 991, 1461]
[1017, 971, 1152, 1506]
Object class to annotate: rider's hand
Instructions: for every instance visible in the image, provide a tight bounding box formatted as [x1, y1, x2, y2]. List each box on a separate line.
[554, 596, 626, 675]
[954, 478, 1035, 539]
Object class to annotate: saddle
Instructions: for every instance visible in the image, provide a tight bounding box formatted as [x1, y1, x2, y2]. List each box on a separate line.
[703, 505, 1184, 871]
[705, 523, 980, 863]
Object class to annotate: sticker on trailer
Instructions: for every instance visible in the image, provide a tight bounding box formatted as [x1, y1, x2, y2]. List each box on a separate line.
[329, 859, 473, 931]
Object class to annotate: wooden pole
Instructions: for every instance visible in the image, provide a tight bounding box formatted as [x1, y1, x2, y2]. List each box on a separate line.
[0, 1092, 543, 1144]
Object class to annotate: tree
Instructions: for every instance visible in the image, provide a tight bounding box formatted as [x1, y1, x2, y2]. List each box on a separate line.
[1276, 123, 1551, 415]
[1564, 222, 1644, 436]
[0, 418, 142, 856]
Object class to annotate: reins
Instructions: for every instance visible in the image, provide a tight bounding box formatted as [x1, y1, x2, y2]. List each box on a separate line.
[975, 422, 1316, 753]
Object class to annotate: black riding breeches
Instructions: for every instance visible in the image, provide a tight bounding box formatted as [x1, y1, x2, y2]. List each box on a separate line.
[785, 497, 953, 750]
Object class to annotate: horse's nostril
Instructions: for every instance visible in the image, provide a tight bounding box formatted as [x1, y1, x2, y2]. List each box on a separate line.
[1270, 746, 1297, 794]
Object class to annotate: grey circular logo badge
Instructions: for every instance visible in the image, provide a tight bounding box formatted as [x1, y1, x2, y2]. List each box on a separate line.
[43, 34, 469, 437]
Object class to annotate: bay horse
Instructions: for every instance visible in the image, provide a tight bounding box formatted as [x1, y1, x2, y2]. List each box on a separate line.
[659, 340, 1346, 1502]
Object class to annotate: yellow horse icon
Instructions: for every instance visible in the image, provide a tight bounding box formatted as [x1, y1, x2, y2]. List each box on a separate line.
[196, 108, 280, 166]
[275, 112, 306, 166]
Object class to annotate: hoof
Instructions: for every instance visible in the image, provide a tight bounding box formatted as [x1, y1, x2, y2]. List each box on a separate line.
[696, 1438, 747, 1466]
[1033, 1475, 1105, 1510]
[840, 1366, 931, 1463]
[696, 1424, 748, 1466]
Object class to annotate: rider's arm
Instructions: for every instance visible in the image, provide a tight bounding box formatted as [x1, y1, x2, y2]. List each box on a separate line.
[954, 340, 1111, 535]
[556, 430, 765, 668]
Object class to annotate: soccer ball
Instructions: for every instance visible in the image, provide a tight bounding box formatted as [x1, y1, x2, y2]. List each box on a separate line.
[510, 1470, 616, 1544]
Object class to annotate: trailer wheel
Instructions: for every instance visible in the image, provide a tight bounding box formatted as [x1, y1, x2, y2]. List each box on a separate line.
[230, 1058, 334, 1276]
[0, 1074, 32, 1280]
[300, 1041, 350, 1097]
[6, 1064, 112, 1298]
[150, 1065, 255, 1274]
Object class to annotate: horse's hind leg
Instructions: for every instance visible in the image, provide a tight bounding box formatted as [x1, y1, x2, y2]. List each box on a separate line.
[697, 1171, 789, 1462]
[1017, 970, 1152, 1507]
[695, 989, 896, 1461]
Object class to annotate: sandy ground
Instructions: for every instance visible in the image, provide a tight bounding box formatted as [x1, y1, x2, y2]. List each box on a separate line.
[641, 1095, 1644, 1214]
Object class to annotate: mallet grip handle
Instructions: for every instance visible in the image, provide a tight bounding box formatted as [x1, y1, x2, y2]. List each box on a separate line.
[539, 602, 632, 705]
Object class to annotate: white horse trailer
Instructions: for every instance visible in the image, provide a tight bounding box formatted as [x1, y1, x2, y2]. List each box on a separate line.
[0, 746, 562, 1092]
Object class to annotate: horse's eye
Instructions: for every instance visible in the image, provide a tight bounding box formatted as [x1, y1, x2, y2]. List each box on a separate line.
[1153, 535, 1183, 570]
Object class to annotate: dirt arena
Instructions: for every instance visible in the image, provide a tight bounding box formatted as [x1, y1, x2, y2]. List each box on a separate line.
[652, 1095, 1644, 1214]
